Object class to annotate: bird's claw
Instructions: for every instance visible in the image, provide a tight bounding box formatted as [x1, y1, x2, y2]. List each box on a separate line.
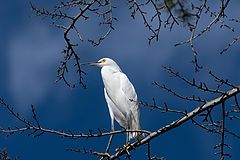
[95, 152, 111, 160]
[115, 142, 134, 156]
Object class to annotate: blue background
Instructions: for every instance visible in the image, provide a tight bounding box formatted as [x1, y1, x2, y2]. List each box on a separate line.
[1, 1, 240, 159]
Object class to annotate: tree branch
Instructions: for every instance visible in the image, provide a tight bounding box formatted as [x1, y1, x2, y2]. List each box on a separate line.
[110, 86, 240, 159]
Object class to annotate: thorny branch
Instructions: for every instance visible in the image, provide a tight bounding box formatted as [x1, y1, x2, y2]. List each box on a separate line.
[28, 0, 205, 87]
[147, 67, 240, 160]
[139, 98, 186, 115]
[2, 0, 240, 160]
[1, 81, 240, 159]
[31, 0, 116, 88]
[220, 34, 240, 54]
[110, 86, 240, 159]
[0, 148, 13, 160]
[174, 0, 238, 70]
[162, 66, 225, 94]
[0, 97, 150, 139]
[31, 0, 240, 86]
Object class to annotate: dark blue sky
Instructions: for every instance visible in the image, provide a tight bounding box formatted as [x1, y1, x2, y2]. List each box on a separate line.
[1, 1, 240, 160]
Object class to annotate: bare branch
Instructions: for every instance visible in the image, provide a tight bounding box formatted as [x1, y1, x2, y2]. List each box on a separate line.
[110, 86, 240, 159]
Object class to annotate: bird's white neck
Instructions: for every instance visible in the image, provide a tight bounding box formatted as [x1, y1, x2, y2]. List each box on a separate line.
[101, 65, 122, 91]
[102, 65, 122, 73]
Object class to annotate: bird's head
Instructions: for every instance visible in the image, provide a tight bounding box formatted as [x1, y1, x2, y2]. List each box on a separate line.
[81, 58, 119, 68]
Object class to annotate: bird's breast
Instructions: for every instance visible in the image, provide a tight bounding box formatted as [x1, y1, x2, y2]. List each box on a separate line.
[101, 67, 121, 92]
[102, 73, 121, 98]
[101, 67, 129, 110]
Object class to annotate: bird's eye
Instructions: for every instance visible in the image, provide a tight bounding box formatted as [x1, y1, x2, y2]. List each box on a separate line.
[98, 59, 106, 63]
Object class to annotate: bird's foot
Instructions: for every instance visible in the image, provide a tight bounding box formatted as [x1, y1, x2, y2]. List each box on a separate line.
[115, 142, 134, 156]
[94, 151, 110, 160]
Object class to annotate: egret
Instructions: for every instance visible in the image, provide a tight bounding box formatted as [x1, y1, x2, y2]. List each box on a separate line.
[83, 58, 141, 149]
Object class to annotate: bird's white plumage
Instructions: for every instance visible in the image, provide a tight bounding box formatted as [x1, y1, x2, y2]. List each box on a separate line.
[87, 58, 140, 140]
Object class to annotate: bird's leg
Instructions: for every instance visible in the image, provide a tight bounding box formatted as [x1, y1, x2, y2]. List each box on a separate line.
[105, 134, 113, 153]
[126, 131, 129, 144]
[126, 115, 131, 144]
[105, 119, 114, 153]
[124, 116, 132, 153]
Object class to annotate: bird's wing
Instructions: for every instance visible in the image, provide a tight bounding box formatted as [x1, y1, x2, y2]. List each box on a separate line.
[119, 72, 138, 102]
[104, 88, 127, 128]
[119, 72, 140, 131]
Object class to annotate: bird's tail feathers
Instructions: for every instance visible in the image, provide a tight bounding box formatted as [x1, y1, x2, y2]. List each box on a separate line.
[128, 111, 142, 141]
[128, 120, 143, 141]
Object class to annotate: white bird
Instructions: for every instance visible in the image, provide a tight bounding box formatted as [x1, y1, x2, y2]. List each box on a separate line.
[83, 58, 141, 144]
